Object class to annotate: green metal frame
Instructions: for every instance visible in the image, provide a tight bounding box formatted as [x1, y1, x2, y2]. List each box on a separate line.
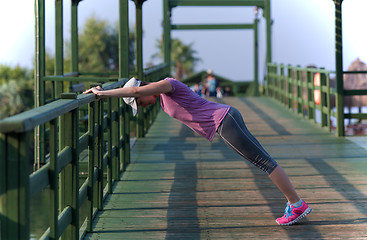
[163, 0, 272, 96]
[334, 0, 344, 136]
[266, 1, 367, 137]
[0, 0, 169, 239]
[333, 0, 367, 136]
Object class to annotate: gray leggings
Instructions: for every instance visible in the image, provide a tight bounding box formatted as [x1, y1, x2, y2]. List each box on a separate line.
[217, 107, 278, 175]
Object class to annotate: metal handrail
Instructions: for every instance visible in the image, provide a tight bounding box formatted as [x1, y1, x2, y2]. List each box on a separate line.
[0, 65, 166, 239]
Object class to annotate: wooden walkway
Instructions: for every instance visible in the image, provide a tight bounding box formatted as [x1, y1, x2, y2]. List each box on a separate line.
[84, 97, 367, 239]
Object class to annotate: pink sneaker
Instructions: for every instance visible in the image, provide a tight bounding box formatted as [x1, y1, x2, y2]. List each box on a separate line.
[276, 200, 311, 226]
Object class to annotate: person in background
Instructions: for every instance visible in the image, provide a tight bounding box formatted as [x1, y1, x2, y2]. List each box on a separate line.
[205, 69, 218, 97]
[191, 83, 202, 96]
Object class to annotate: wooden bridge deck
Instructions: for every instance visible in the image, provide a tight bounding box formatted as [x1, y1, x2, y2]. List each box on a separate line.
[84, 97, 367, 239]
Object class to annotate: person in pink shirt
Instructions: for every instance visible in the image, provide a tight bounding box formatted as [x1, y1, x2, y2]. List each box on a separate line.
[84, 77, 311, 226]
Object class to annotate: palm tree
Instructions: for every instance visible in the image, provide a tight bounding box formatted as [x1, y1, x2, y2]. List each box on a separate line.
[152, 37, 201, 80]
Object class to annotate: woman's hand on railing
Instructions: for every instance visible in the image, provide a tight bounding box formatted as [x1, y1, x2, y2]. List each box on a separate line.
[83, 86, 104, 100]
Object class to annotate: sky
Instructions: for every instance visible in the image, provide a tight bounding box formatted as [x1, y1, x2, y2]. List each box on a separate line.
[0, 0, 366, 82]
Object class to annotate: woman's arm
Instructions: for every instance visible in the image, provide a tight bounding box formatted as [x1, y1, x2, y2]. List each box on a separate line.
[83, 79, 173, 99]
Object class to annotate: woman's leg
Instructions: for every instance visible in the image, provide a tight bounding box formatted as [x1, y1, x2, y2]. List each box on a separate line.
[217, 107, 299, 203]
[269, 166, 299, 204]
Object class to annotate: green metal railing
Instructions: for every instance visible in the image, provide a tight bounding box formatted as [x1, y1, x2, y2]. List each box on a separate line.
[266, 63, 337, 132]
[0, 67, 165, 239]
[266, 63, 367, 136]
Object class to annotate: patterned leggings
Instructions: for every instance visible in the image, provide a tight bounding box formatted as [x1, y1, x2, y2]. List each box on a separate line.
[217, 107, 278, 175]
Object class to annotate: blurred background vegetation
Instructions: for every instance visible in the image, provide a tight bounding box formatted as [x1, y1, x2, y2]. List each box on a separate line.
[0, 15, 199, 120]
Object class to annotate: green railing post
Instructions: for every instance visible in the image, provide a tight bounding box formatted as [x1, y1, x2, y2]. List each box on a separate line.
[254, 18, 259, 96]
[112, 98, 120, 181]
[326, 72, 332, 132]
[306, 71, 311, 120]
[0, 133, 5, 240]
[118, 0, 130, 168]
[55, 0, 64, 98]
[71, 0, 79, 73]
[87, 101, 96, 232]
[334, 0, 345, 136]
[62, 107, 79, 239]
[265, 0, 272, 65]
[97, 99, 104, 210]
[266, 64, 271, 97]
[134, 0, 145, 138]
[287, 65, 293, 110]
[35, 0, 46, 170]
[270, 64, 274, 98]
[49, 119, 59, 239]
[107, 98, 113, 194]
[120, 101, 129, 171]
[59, 114, 66, 240]
[279, 65, 284, 103]
[18, 133, 31, 240]
[296, 66, 303, 115]
[320, 68, 327, 127]
[1, 133, 30, 240]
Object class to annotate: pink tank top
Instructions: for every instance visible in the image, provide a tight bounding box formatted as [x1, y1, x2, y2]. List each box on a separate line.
[160, 78, 230, 142]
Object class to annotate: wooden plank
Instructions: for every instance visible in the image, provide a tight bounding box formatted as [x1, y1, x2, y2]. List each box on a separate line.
[84, 97, 367, 240]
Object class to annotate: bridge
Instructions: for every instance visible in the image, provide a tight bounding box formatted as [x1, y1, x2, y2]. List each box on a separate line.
[1, 0, 367, 239]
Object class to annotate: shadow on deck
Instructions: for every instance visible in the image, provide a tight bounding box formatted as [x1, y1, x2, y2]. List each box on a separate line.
[84, 97, 367, 239]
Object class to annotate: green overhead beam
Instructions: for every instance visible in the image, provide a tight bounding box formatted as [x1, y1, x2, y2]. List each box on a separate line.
[169, 0, 265, 8]
[172, 24, 255, 30]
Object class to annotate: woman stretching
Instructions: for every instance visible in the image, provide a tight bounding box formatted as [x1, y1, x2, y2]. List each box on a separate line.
[84, 77, 311, 226]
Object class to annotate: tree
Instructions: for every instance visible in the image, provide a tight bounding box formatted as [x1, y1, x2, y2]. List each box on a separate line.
[75, 16, 136, 73]
[0, 64, 33, 119]
[0, 64, 32, 84]
[0, 79, 33, 119]
[152, 38, 201, 80]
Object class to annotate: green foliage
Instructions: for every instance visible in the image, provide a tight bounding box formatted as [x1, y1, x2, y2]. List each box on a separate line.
[0, 64, 33, 119]
[152, 38, 201, 80]
[0, 79, 34, 119]
[62, 15, 136, 73]
[0, 64, 32, 84]
[0, 15, 137, 120]
[76, 16, 133, 72]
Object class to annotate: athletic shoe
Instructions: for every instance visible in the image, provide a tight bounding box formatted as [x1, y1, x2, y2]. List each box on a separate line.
[276, 200, 311, 226]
